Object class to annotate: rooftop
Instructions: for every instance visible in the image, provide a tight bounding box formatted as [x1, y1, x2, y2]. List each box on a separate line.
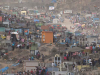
[42, 31, 53, 33]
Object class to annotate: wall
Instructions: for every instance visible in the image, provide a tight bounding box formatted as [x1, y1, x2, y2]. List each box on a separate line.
[87, 38, 97, 45]
[12, 12, 18, 15]
[53, 19, 59, 23]
[0, 27, 5, 32]
[24, 61, 38, 71]
[24, 29, 29, 35]
[42, 31, 53, 43]
[45, 32, 53, 43]
[14, 29, 22, 33]
[0, 16, 2, 22]
[78, 37, 98, 46]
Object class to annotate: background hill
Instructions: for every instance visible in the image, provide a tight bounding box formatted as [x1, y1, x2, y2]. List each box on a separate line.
[0, 0, 100, 12]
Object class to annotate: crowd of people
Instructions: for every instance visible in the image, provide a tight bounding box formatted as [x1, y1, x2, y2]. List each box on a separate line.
[16, 66, 50, 75]
[0, 66, 51, 75]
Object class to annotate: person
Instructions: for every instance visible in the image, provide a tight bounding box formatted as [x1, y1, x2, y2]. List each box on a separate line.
[27, 21, 29, 27]
[46, 72, 49, 75]
[83, 59, 86, 65]
[41, 69, 44, 75]
[92, 46, 95, 53]
[52, 62, 55, 67]
[42, 68, 46, 75]
[98, 58, 100, 65]
[17, 44, 20, 48]
[58, 62, 60, 66]
[31, 56, 34, 60]
[67, 53, 69, 61]
[66, 42, 69, 47]
[27, 70, 30, 75]
[27, 42, 29, 49]
[69, 36, 72, 42]
[36, 52, 38, 59]
[90, 45, 93, 53]
[30, 69, 33, 74]
[19, 44, 22, 49]
[18, 71, 22, 75]
[23, 71, 25, 75]
[22, 44, 25, 49]
[29, 56, 31, 61]
[37, 52, 40, 59]
[64, 56, 67, 60]
[93, 43, 96, 47]
[55, 62, 57, 67]
[89, 58, 92, 66]
[36, 69, 39, 75]
[45, 67, 48, 74]
[64, 63, 67, 68]
[72, 62, 75, 69]
[64, 53, 67, 60]
[39, 69, 41, 75]
[12, 43, 15, 51]
[19, 59, 22, 63]
[33, 69, 36, 75]
[92, 59, 95, 69]
[42, 54, 44, 62]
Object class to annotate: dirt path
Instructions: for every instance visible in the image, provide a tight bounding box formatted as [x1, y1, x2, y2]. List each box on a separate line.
[60, 18, 74, 32]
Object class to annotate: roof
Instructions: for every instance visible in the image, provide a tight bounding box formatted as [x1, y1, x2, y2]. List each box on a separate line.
[1, 40, 11, 43]
[67, 47, 84, 52]
[42, 31, 53, 33]
[90, 36, 98, 38]
[24, 60, 39, 62]
[86, 35, 98, 38]
[11, 32, 18, 34]
[45, 23, 61, 25]
[41, 12, 45, 14]
[41, 25, 49, 30]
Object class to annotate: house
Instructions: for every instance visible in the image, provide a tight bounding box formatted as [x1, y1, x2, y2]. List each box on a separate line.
[41, 31, 53, 43]
[14, 28, 22, 34]
[23, 60, 39, 72]
[78, 35, 98, 46]
[40, 12, 46, 17]
[59, 38, 66, 44]
[3, 21, 10, 27]
[86, 36, 98, 45]
[21, 11, 27, 15]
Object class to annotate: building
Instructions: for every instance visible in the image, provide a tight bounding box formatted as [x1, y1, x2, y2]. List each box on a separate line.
[41, 31, 53, 43]
[0, 27, 5, 32]
[78, 35, 98, 46]
[23, 60, 39, 72]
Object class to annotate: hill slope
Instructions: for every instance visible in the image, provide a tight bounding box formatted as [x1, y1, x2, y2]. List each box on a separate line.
[0, 0, 100, 12]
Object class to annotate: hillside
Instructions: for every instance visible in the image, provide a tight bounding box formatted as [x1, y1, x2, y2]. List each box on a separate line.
[0, 0, 100, 12]
[56, 0, 100, 12]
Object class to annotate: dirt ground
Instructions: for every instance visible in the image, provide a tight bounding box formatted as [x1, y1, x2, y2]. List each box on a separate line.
[60, 18, 74, 32]
[0, 48, 30, 73]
